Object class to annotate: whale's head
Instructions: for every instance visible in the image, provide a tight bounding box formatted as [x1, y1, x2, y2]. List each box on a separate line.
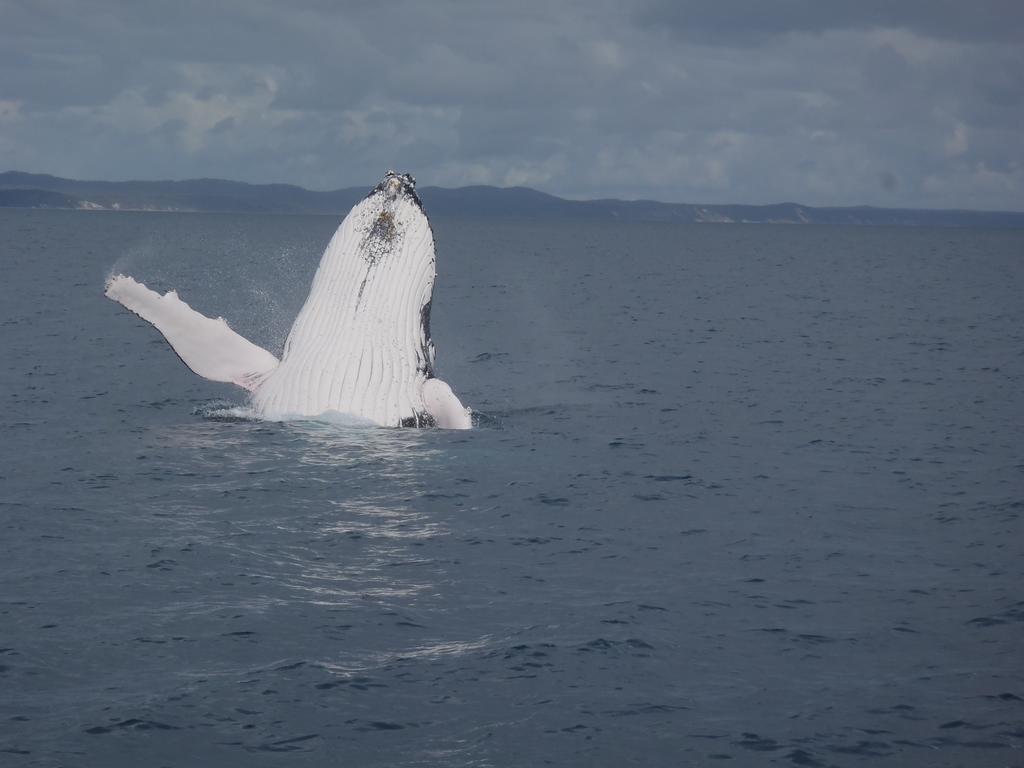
[371, 170, 422, 209]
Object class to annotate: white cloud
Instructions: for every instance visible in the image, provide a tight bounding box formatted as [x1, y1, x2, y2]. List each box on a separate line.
[0, 99, 21, 121]
[586, 40, 625, 70]
[944, 122, 969, 157]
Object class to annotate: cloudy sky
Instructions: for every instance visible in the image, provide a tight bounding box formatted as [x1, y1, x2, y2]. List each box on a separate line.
[3, 0, 1023, 209]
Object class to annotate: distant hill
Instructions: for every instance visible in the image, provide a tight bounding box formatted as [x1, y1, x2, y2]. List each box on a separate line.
[2, 170, 1023, 227]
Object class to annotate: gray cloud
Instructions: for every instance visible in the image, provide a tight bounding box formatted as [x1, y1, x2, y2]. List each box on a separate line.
[636, 0, 1024, 45]
[1, 0, 1022, 209]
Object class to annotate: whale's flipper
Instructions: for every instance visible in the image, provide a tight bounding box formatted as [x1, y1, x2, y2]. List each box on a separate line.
[105, 275, 279, 391]
[422, 378, 472, 430]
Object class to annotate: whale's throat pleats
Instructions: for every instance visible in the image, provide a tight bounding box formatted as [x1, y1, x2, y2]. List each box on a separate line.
[251, 190, 437, 425]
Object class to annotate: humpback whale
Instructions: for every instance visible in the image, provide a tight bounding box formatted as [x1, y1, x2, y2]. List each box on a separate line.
[105, 171, 472, 429]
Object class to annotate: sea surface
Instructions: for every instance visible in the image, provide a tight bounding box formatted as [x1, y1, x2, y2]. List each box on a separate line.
[1, 209, 1022, 767]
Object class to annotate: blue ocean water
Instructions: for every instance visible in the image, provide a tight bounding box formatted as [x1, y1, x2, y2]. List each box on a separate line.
[1, 209, 1022, 767]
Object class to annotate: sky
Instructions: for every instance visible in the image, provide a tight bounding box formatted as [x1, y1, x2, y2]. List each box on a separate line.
[2, 0, 1023, 209]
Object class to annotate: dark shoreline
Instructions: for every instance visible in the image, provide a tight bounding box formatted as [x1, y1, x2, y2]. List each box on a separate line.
[3, 170, 1023, 227]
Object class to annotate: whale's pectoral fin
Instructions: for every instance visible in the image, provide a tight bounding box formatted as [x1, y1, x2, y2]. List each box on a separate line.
[105, 274, 279, 392]
[422, 378, 472, 430]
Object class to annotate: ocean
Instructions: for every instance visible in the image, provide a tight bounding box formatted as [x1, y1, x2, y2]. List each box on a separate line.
[1, 209, 1022, 767]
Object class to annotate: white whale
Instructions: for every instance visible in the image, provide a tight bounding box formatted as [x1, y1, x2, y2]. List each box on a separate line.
[105, 171, 472, 429]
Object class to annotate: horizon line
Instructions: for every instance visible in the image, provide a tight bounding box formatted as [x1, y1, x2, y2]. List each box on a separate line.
[2, 169, 1023, 216]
